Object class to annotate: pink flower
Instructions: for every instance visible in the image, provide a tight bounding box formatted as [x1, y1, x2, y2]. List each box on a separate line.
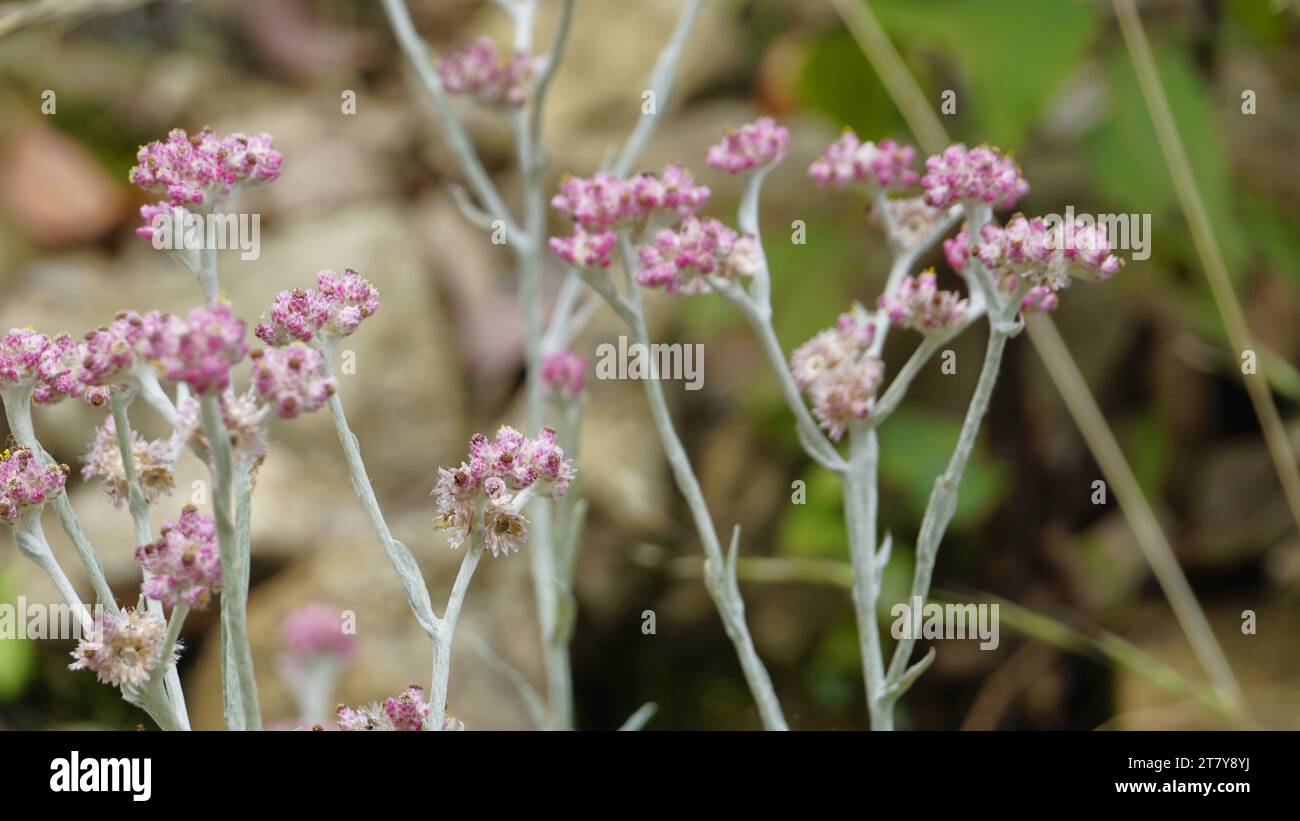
[635, 217, 751, 295]
[433, 426, 576, 554]
[541, 349, 587, 400]
[878, 271, 969, 334]
[137, 505, 222, 610]
[255, 269, 379, 346]
[143, 303, 248, 395]
[81, 415, 174, 508]
[79, 311, 149, 387]
[0, 446, 68, 525]
[707, 118, 790, 173]
[69, 607, 175, 689]
[129, 128, 282, 209]
[282, 603, 357, 669]
[550, 172, 636, 229]
[0, 328, 48, 388]
[172, 391, 268, 474]
[946, 213, 1123, 297]
[809, 131, 918, 190]
[876, 196, 947, 251]
[436, 37, 536, 108]
[920, 143, 1028, 210]
[628, 164, 711, 217]
[251, 343, 335, 419]
[790, 310, 883, 440]
[548, 226, 617, 269]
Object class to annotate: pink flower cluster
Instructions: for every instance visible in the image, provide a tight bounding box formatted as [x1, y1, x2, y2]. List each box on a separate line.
[0, 446, 69, 525]
[790, 311, 884, 441]
[70, 607, 175, 689]
[336, 684, 456, 731]
[136, 505, 222, 610]
[173, 391, 268, 473]
[920, 144, 1028, 210]
[129, 128, 282, 237]
[548, 166, 710, 270]
[256, 269, 380, 346]
[436, 37, 536, 108]
[79, 311, 148, 387]
[706, 117, 790, 173]
[809, 131, 919, 190]
[879, 271, 969, 334]
[251, 344, 335, 419]
[0, 328, 107, 406]
[541, 349, 587, 400]
[635, 218, 758, 294]
[282, 603, 357, 670]
[145, 303, 249, 395]
[944, 214, 1124, 298]
[434, 426, 575, 556]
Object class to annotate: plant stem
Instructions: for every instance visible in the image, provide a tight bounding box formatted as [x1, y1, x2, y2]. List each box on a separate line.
[199, 394, 260, 729]
[1112, 0, 1300, 540]
[844, 425, 891, 729]
[429, 537, 486, 722]
[12, 514, 92, 632]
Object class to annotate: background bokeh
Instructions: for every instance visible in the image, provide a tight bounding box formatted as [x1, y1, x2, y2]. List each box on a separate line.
[0, 0, 1297, 730]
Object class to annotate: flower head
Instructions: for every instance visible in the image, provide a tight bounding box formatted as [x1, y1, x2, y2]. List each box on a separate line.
[143, 303, 248, 395]
[875, 196, 948, 251]
[129, 128, 282, 209]
[0, 329, 106, 406]
[920, 143, 1028, 210]
[635, 217, 755, 294]
[255, 269, 379, 346]
[0, 446, 68, 524]
[81, 415, 175, 508]
[809, 131, 918, 190]
[251, 343, 335, 419]
[541, 349, 587, 400]
[878, 271, 969, 334]
[548, 225, 617, 270]
[945, 213, 1124, 298]
[433, 426, 575, 554]
[69, 607, 175, 689]
[136, 505, 221, 610]
[281, 603, 357, 671]
[707, 118, 790, 173]
[627, 164, 711, 218]
[79, 311, 149, 387]
[791, 310, 883, 440]
[337, 684, 440, 731]
[437, 37, 537, 108]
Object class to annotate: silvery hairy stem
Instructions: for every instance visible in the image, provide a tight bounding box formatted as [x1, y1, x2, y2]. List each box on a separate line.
[2, 385, 118, 613]
[109, 391, 191, 729]
[199, 393, 261, 729]
[610, 237, 788, 729]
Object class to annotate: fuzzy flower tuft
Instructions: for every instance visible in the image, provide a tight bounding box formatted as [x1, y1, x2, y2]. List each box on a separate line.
[136, 505, 221, 610]
[143, 303, 248, 395]
[707, 118, 790, 173]
[436, 37, 537, 108]
[945, 214, 1124, 298]
[79, 311, 149, 387]
[255, 269, 379, 346]
[635, 217, 756, 295]
[548, 225, 617, 270]
[875, 196, 948, 251]
[81, 415, 175, 508]
[336, 685, 461, 731]
[69, 607, 175, 689]
[433, 426, 575, 556]
[129, 128, 282, 210]
[790, 311, 883, 441]
[541, 349, 587, 400]
[0, 446, 69, 525]
[0, 329, 107, 406]
[878, 271, 969, 334]
[809, 131, 918, 190]
[920, 143, 1028, 210]
[172, 391, 268, 474]
[251, 343, 336, 419]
